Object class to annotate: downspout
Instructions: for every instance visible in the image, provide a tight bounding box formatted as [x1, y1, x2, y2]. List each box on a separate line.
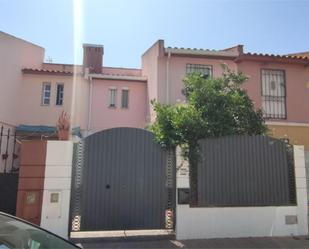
[87, 75, 93, 132]
[166, 51, 171, 104]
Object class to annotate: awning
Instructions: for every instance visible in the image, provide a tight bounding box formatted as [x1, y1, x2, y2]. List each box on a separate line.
[15, 125, 82, 137]
[15, 125, 56, 134]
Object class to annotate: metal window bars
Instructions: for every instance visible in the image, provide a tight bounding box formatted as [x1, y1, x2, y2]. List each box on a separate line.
[261, 69, 287, 119]
[186, 64, 212, 76]
[0, 126, 20, 174]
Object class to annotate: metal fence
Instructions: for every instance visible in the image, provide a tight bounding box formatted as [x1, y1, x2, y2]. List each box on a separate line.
[0, 125, 20, 173]
[0, 173, 18, 215]
[197, 135, 296, 207]
[0, 125, 20, 215]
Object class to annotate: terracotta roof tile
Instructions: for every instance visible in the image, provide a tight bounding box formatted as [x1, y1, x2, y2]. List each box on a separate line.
[166, 44, 309, 62]
[236, 52, 309, 65]
[22, 68, 73, 76]
[286, 51, 309, 59]
[244, 52, 309, 61]
[167, 46, 220, 53]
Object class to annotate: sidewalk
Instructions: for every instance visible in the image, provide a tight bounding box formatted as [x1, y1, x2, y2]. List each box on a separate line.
[80, 236, 309, 248]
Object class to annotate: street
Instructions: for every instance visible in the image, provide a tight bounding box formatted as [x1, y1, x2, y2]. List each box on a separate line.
[79, 236, 309, 249]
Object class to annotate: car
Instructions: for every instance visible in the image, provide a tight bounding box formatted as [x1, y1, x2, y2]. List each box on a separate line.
[0, 212, 81, 249]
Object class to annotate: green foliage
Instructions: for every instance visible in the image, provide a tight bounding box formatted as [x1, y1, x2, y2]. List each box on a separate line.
[151, 102, 207, 148]
[151, 65, 267, 151]
[151, 65, 267, 205]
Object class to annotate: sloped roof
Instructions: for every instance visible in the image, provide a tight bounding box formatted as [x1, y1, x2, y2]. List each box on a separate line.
[164, 44, 309, 64]
[286, 51, 309, 59]
[237, 52, 309, 65]
[165, 46, 239, 58]
[89, 73, 147, 82]
[22, 68, 73, 76]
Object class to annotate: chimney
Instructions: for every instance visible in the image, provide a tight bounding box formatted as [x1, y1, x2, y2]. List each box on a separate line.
[83, 44, 104, 74]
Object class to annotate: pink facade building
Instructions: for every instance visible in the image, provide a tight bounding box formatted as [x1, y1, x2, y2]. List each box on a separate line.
[1, 31, 309, 161]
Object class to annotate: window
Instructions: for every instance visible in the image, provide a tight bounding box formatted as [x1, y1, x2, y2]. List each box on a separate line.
[261, 69, 286, 119]
[109, 88, 117, 107]
[121, 89, 129, 108]
[182, 64, 213, 97]
[186, 64, 212, 78]
[56, 84, 64, 106]
[42, 82, 51, 105]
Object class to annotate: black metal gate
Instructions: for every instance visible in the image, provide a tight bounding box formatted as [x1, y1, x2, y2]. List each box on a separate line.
[0, 126, 20, 215]
[70, 128, 175, 232]
[0, 173, 18, 215]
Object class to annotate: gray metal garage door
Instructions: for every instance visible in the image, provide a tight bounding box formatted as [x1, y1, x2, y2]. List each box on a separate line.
[70, 128, 175, 231]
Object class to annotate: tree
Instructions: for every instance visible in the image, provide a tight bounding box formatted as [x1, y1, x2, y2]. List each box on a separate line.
[151, 65, 267, 206]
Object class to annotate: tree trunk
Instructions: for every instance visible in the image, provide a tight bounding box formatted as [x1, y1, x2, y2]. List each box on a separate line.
[188, 145, 198, 206]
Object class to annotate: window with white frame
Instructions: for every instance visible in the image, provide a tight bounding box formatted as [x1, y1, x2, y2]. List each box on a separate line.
[121, 89, 129, 108]
[261, 69, 286, 119]
[42, 82, 51, 105]
[186, 64, 212, 78]
[109, 88, 117, 107]
[56, 83, 64, 106]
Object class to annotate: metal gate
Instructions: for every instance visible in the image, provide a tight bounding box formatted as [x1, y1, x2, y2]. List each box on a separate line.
[0, 173, 18, 215]
[70, 128, 175, 232]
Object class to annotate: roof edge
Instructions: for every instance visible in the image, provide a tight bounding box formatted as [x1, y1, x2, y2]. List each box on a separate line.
[0, 31, 45, 50]
[165, 47, 238, 58]
[22, 68, 73, 76]
[235, 53, 309, 65]
[89, 73, 147, 82]
[83, 43, 104, 48]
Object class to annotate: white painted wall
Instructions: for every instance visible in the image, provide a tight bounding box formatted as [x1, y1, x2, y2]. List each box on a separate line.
[305, 151, 309, 202]
[176, 145, 308, 240]
[40, 141, 73, 239]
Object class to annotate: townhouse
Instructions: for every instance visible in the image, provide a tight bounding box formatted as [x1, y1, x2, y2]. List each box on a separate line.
[1, 31, 309, 170]
[142, 40, 309, 151]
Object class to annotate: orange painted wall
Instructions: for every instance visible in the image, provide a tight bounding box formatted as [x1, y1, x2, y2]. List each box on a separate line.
[16, 141, 46, 225]
[268, 125, 309, 150]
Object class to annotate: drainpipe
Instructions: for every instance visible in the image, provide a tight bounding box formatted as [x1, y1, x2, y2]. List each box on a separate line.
[87, 76, 93, 132]
[166, 51, 171, 104]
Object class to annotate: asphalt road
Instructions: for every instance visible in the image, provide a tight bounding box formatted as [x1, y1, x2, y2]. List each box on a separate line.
[79, 236, 309, 249]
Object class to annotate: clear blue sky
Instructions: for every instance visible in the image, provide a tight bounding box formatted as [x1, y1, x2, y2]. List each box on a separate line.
[1, 0, 308, 68]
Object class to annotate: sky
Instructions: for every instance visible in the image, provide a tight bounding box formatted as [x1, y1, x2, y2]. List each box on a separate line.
[1, 0, 309, 68]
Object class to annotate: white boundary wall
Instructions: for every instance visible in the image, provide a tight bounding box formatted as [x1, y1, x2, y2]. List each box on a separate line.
[40, 141, 73, 239]
[176, 145, 308, 240]
[305, 151, 309, 202]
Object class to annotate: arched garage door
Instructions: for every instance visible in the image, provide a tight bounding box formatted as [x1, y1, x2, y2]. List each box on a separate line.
[70, 128, 175, 231]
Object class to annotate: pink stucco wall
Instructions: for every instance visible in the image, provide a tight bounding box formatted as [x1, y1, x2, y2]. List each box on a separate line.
[237, 61, 262, 109]
[142, 40, 165, 122]
[19, 73, 90, 131]
[165, 56, 237, 104]
[0, 31, 44, 126]
[19, 74, 73, 126]
[90, 79, 147, 131]
[238, 61, 309, 123]
[145, 41, 309, 124]
[142, 41, 242, 122]
[2, 32, 309, 133]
